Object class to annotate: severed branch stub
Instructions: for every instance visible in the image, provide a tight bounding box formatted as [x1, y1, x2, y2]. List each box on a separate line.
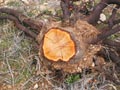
[43, 28, 76, 62]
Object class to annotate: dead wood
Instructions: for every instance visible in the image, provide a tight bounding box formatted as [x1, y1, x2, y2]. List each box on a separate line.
[86, 0, 120, 25]
[0, 15, 37, 38]
[103, 39, 120, 52]
[108, 5, 120, 28]
[60, 0, 120, 25]
[97, 48, 120, 67]
[0, 8, 43, 32]
[92, 25, 120, 43]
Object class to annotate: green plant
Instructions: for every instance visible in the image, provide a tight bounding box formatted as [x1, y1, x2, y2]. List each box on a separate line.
[65, 74, 81, 84]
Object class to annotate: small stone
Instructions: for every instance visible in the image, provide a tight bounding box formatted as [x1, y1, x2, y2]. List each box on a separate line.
[92, 62, 95, 67]
[100, 13, 106, 22]
[33, 83, 39, 89]
[78, 67, 82, 72]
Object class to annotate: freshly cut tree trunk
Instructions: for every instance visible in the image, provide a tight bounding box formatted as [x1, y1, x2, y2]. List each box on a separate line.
[43, 28, 76, 62]
[37, 20, 104, 73]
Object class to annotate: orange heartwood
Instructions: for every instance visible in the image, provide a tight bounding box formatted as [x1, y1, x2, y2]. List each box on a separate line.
[43, 28, 76, 62]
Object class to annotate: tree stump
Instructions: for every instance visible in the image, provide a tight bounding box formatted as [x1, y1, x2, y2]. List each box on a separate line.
[43, 28, 76, 62]
[37, 20, 104, 73]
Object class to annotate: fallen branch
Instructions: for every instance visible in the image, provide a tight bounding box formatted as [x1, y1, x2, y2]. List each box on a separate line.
[92, 25, 120, 43]
[86, 0, 120, 25]
[103, 39, 120, 52]
[0, 15, 37, 38]
[108, 5, 120, 28]
[0, 8, 43, 32]
[97, 48, 120, 67]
